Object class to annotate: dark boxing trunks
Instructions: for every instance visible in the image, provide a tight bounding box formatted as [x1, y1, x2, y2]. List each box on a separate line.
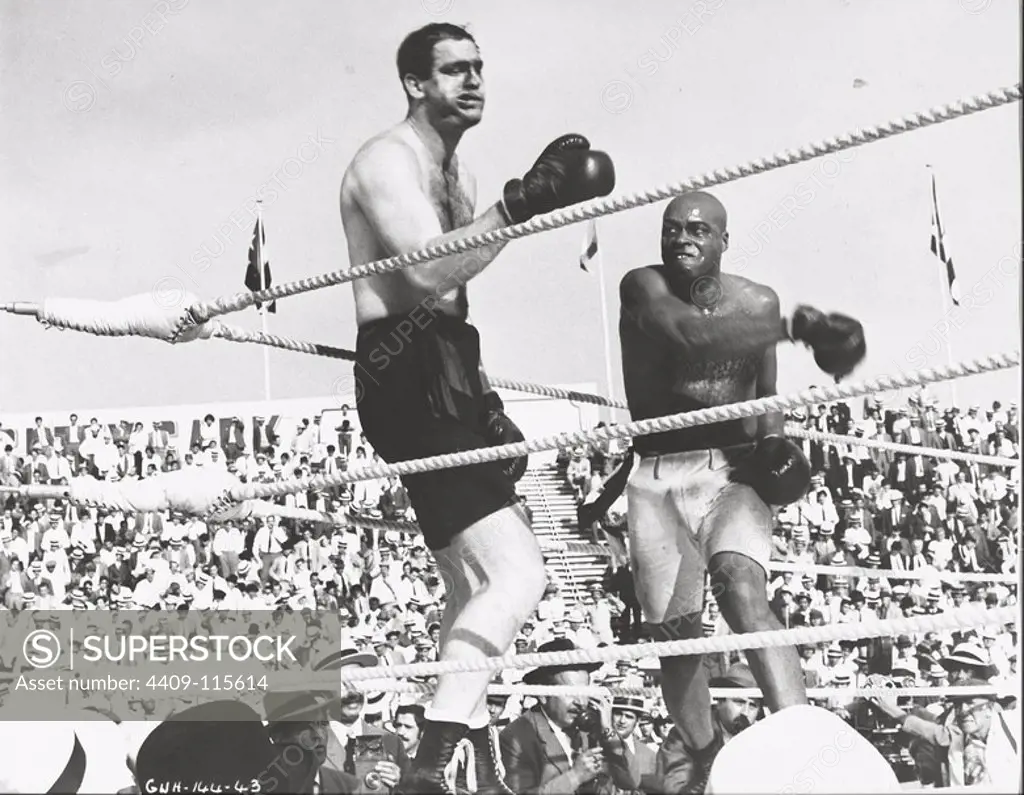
[354, 312, 517, 550]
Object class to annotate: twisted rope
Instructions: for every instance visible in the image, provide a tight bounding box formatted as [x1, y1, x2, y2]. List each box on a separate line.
[296, 605, 1017, 685]
[184, 84, 1021, 326]
[787, 427, 1020, 469]
[213, 323, 355, 360]
[766, 561, 1019, 585]
[266, 677, 1018, 701]
[225, 351, 1020, 505]
[214, 324, 628, 409]
[549, 541, 1019, 584]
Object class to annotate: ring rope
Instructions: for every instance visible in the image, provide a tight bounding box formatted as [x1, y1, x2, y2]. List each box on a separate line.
[289, 605, 1016, 686]
[268, 677, 1019, 701]
[213, 323, 355, 360]
[332, 519, 1019, 585]
[543, 541, 1019, 584]
[214, 322, 633, 409]
[223, 351, 1020, 508]
[5, 352, 1016, 518]
[786, 427, 1020, 469]
[182, 84, 1022, 328]
[765, 561, 1018, 585]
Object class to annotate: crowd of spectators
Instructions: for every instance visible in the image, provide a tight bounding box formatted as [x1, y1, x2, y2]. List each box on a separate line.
[0, 387, 1019, 791]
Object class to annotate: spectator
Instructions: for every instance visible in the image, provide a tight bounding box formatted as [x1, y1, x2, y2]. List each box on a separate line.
[654, 663, 761, 793]
[500, 639, 637, 795]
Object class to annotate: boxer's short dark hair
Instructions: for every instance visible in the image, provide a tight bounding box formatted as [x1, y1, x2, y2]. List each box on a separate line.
[397, 23, 476, 89]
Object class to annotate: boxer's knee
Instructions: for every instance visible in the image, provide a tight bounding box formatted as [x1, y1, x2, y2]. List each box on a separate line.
[646, 610, 704, 643]
[709, 552, 775, 632]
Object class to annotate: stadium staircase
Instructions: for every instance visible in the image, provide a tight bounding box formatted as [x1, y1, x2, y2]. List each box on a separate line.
[519, 464, 608, 607]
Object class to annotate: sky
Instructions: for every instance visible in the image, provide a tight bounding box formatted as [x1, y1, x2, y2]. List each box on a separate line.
[1, 0, 1020, 417]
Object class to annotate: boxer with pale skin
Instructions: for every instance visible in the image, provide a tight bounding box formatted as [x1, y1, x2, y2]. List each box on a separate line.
[340, 22, 614, 795]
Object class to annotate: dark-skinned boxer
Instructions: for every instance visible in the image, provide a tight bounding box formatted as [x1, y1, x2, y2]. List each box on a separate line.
[340, 23, 615, 795]
[617, 192, 865, 793]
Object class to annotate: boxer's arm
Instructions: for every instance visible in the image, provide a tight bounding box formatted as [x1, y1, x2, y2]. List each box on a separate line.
[757, 345, 785, 438]
[620, 268, 788, 357]
[349, 142, 508, 292]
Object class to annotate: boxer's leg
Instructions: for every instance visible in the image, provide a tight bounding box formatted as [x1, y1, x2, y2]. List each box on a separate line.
[702, 461, 807, 712]
[430, 503, 545, 726]
[627, 453, 716, 753]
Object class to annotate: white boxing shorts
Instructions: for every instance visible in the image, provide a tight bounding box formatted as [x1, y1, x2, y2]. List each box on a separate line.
[626, 449, 774, 624]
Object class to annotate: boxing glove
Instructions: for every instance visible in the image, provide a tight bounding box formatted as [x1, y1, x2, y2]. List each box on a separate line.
[787, 305, 866, 380]
[502, 134, 615, 224]
[733, 435, 811, 506]
[482, 392, 528, 482]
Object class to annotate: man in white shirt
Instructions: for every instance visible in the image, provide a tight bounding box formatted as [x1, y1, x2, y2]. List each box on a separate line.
[212, 524, 243, 577]
[40, 510, 70, 552]
[253, 517, 286, 581]
[198, 413, 220, 449]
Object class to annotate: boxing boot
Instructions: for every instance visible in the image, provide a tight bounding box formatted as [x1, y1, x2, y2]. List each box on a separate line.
[395, 719, 470, 795]
[468, 726, 515, 795]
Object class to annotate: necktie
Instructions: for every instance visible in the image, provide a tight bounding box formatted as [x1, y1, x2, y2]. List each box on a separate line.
[963, 737, 987, 785]
[344, 737, 356, 775]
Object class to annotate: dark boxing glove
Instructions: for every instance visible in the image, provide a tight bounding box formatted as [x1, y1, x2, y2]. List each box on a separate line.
[788, 305, 866, 380]
[502, 134, 615, 224]
[734, 435, 811, 506]
[482, 392, 528, 483]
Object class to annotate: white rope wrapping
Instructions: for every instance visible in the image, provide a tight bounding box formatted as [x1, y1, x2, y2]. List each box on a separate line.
[13, 473, 340, 526]
[58, 469, 238, 514]
[290, 605, 1017, 686]
[227, 352, 1020, 506]
[184, 84, 1022, 325]
[787, 427, 1020, 469]
[38, 296, 222, 344]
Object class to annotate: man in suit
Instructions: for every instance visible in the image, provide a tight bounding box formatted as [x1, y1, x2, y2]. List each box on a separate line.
[830, 453, 861, 500]
[653, 663, 762, 793]
[315, 649, 408, 791]
[264, 690, 366, 793]
[877, 490, 910, 538]
[608, 693, 658, 794]
[500, 638, 637, 795]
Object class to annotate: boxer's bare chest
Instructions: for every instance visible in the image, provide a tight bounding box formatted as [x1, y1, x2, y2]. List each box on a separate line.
[666, 302, 763, 406]
[424, 164, 474, 316]
[426, 164, 473, 233]
[669, 351, 761, 405]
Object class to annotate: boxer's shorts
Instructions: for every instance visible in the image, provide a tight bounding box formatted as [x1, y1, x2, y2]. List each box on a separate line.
[627, 449, 773, 623]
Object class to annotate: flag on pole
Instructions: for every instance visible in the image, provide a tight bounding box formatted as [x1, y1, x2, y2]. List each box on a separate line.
[244, 216, 276, 313]
[929, 172, 961, 306]
[579, 219, 598, 272]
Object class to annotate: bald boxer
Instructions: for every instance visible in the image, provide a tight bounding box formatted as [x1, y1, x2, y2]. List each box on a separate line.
[618, 192, 865, 792]
[340, 23, 614, 795]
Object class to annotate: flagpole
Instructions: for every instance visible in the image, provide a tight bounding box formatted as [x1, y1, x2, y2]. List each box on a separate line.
[927, 168, 957, 408]
[594, 228, 617, 417]
[256, 200, 272, 402]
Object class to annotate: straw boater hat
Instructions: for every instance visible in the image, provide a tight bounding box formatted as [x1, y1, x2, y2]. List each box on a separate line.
[940, 642, 998, 680]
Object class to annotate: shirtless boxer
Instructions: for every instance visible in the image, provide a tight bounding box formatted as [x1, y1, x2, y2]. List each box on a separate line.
[340, 23, 614, 794]
[618, 192, 866, 793]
